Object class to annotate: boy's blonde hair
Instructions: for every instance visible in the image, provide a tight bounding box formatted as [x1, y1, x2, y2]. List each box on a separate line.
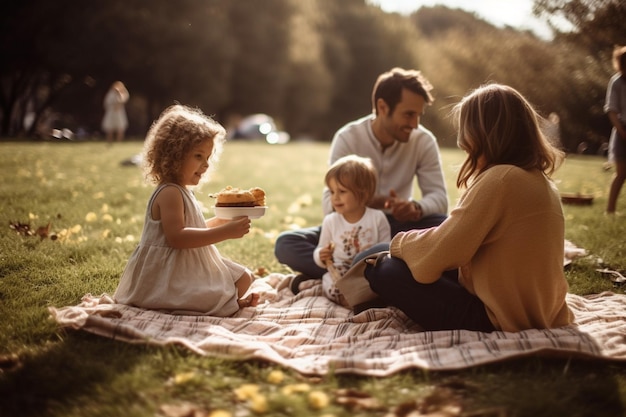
[452, 84, 564, 188]
[325, 155, 377, 205]
[142, 104, 226, 185]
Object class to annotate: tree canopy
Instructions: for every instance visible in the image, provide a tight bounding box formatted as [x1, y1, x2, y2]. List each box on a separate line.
[1, 0, 624, 152]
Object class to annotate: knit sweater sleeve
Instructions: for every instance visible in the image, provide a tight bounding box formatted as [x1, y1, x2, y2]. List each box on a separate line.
[389, 168, 508, 283]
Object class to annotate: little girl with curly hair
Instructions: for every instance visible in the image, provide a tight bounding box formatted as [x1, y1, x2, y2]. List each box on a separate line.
[114, 104, 259, 315]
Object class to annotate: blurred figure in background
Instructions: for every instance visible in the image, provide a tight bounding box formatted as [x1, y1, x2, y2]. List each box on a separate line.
[102, 81, 129, 143]
[605, 45, 626, 214]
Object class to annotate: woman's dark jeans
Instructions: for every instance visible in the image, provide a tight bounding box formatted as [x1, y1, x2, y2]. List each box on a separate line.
[363, 254, 496, 332]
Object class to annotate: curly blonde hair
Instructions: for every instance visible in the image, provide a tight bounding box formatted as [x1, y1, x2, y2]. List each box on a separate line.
[452, 84, 564, 188]
[325, 155, 378, 206]
[141, 104, 226, 185]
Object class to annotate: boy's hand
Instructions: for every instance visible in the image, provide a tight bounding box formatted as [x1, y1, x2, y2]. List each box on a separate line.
[319, 242, 334, 263]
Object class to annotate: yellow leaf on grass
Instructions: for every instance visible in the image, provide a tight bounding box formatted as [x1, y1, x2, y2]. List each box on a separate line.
[85, 212, 97, 222]
[281, 383, 310, 395]
[250, 394, 268, 413]
[266, 370, 284, 384]
[308, 391, 330, 409]
[209, 410, 232, 417]
[173, 371, 196, 385]
[234, 384, 260, 401]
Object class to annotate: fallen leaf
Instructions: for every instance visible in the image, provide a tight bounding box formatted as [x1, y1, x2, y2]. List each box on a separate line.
[335, 389, 382, 412]
[173, 371, 197, 385]
[234, 383, 260, 401]
[281, 383, 310, 395]
[308, 391, 330, 409]
[160, 402, 206, 417]
[266, 369, 284, 384]
[249, 394, 268, 413]
[9, 221, 32, 236]
[35, 222, 51, 240]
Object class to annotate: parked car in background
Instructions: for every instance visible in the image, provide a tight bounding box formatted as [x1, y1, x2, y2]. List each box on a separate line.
[228, 113, 290, 144]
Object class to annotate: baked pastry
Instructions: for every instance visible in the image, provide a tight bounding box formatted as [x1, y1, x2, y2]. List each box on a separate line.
[249, 187, 266, 206]
[215, 186, 256, 207]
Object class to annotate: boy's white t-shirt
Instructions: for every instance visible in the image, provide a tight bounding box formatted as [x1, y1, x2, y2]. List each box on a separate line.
[314, 207, 391, 303]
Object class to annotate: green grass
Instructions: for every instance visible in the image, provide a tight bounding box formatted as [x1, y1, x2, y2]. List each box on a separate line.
[0, 140, 625, 417]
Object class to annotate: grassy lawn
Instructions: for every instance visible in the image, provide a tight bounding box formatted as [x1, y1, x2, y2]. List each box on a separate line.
[0, 140, 625, 417]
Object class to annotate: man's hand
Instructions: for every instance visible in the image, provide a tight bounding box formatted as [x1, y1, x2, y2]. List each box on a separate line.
[384, 190, 423, 222]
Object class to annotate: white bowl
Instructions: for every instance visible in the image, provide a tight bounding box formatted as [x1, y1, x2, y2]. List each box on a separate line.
[214, 206, 266, 219]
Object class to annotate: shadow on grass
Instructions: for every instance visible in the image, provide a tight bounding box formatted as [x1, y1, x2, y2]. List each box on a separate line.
[2, 330, 624, 417]
[472, 357, 626, 417]
[0, 332, 159, 417]
[335, 356, 625, 417]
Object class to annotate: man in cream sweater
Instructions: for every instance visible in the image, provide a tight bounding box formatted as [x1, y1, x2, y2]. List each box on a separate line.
[275, 68, 448, 290]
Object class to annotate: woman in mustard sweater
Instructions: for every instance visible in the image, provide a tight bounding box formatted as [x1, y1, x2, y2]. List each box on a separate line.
[364, 84, 573, 332]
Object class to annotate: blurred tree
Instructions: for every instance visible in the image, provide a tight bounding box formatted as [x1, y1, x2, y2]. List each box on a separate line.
[534, 0, 626, 49]
[410, 5, 613, 151]
[533, 0, 625, 151]
[0, 0, 238, 137]
[0, 0, 97, 136]
[219, 0, 292, 121]
[0, 0, 617, 149]
[315, 0, 424, 141]
[279, 0, 335, 139]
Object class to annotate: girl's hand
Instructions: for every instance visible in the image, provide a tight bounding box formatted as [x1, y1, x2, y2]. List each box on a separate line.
[221, 216, 251, 239]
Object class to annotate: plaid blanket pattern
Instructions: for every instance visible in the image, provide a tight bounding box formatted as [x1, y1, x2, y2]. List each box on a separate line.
[49, 282, 626, 376]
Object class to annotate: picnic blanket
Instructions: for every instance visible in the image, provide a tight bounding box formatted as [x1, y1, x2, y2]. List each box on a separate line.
[49, 279, 626, 376]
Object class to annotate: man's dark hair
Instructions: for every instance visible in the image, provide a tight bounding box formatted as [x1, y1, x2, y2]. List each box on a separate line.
[372, 67, 434, 115]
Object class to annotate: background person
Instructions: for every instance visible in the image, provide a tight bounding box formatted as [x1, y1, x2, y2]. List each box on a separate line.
[605, 45, 626, 214]
[102, 81, 129, 143]
[275, 67, 448, 292]
[363, 84, 573, 332]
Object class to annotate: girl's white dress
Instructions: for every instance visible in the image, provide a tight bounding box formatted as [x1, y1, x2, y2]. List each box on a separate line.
[114, 184, 244, 316]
